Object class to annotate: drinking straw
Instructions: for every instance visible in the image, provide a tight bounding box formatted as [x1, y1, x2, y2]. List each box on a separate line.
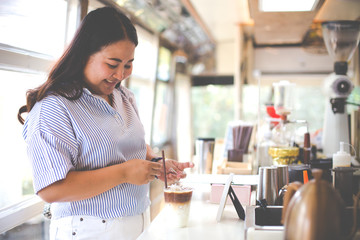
[162, 150, 167, 188]
[303, 170, 309, 184]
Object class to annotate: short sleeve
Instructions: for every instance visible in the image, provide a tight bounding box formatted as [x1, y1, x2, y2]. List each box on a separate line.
[24, 96, 78, 193]
[27, 131, 76, 193]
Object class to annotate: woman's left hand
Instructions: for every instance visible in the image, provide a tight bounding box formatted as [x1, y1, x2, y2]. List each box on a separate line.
[158, 159, 194, 185]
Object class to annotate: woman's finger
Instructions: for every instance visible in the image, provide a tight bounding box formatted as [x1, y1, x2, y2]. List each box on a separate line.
[149, 175, 157, 182]
[151, 162, 162, 170]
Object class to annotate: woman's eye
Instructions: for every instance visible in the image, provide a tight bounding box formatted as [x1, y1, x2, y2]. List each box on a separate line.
[107, 64, 117, 69]
[124, 65, 131, 69]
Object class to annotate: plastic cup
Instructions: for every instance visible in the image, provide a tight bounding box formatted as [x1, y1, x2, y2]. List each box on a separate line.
[163, 186, 193, 228]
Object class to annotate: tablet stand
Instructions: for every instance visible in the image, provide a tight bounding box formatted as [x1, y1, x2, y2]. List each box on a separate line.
[216, 173, 246, 222]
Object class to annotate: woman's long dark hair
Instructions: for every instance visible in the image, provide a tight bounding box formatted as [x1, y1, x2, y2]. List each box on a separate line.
[17, 7, 138, 124]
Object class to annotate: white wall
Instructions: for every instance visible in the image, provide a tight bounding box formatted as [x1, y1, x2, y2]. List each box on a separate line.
[254, 46, 333, 75]
[216, 40, 236, 75]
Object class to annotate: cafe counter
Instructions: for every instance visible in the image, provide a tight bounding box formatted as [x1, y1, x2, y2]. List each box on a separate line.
[138, 174, 258, 240]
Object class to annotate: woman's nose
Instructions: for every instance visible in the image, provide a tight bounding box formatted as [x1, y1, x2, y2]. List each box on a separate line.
[113, 67, 124, 80]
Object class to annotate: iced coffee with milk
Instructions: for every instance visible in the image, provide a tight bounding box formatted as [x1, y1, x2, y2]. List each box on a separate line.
[163, 184, 193, 228]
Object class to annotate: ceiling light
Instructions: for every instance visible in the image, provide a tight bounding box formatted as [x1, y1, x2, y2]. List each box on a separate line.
[260, 0, 318, 12]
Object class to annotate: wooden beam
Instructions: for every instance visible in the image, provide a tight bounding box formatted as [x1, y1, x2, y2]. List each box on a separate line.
[80, 0, 89, 21]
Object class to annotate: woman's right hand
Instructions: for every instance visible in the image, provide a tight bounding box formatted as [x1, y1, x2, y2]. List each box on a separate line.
[123, 159, 162, 185]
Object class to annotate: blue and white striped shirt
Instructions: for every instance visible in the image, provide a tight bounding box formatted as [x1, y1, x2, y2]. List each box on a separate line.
[23, 85, 149, 220]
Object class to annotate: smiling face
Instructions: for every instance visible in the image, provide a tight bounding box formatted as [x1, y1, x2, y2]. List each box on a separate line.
[83, 40, 136, 100]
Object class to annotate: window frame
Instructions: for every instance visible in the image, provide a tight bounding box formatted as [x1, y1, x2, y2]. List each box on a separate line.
[0, 196, 45, 234]
[150, 46, 175, 148]
[0, 43, 54, 74]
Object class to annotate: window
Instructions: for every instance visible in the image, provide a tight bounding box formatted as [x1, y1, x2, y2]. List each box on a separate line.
[243, 83, 326, 148]
[291, 86, 325, 133]
[152, 80, 172, 146]
[191, 81, 326, 148]
[156, 47, 171, 81]
[0, 0, 67, 211]
[191, 84, 235, 139]
[247, 84, 326, 134]
[0, 70, 46, 210]
[0, 0, 67, 58]
[129, 26, 159, 143]
[151, 47, 173, 146]
[0, 0, 68, 235]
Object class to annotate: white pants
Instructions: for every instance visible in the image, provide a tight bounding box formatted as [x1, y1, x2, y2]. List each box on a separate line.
[50, 212, 149, 240]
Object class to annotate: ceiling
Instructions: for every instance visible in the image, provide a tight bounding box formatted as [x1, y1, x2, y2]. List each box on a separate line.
[111, 0, 359, 60]
[189, 0, 323, 46]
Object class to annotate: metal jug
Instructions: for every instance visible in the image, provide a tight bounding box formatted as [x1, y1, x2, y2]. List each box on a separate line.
[195, 138, 215, 174]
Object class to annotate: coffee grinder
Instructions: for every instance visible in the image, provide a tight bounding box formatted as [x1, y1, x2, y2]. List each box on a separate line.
[321, 21, 360, 157]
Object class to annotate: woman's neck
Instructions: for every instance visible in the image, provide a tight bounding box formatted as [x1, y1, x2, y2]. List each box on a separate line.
[107, 93, 114, 107]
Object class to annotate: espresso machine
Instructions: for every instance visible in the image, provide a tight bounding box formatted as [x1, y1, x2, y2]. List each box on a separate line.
[321, 21, 360, 157]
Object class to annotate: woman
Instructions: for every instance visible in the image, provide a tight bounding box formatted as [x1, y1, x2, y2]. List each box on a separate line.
[18, 7, 193, 239]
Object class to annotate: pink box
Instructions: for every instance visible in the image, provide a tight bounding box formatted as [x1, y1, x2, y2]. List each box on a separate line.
[210, 184, 251, 205]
